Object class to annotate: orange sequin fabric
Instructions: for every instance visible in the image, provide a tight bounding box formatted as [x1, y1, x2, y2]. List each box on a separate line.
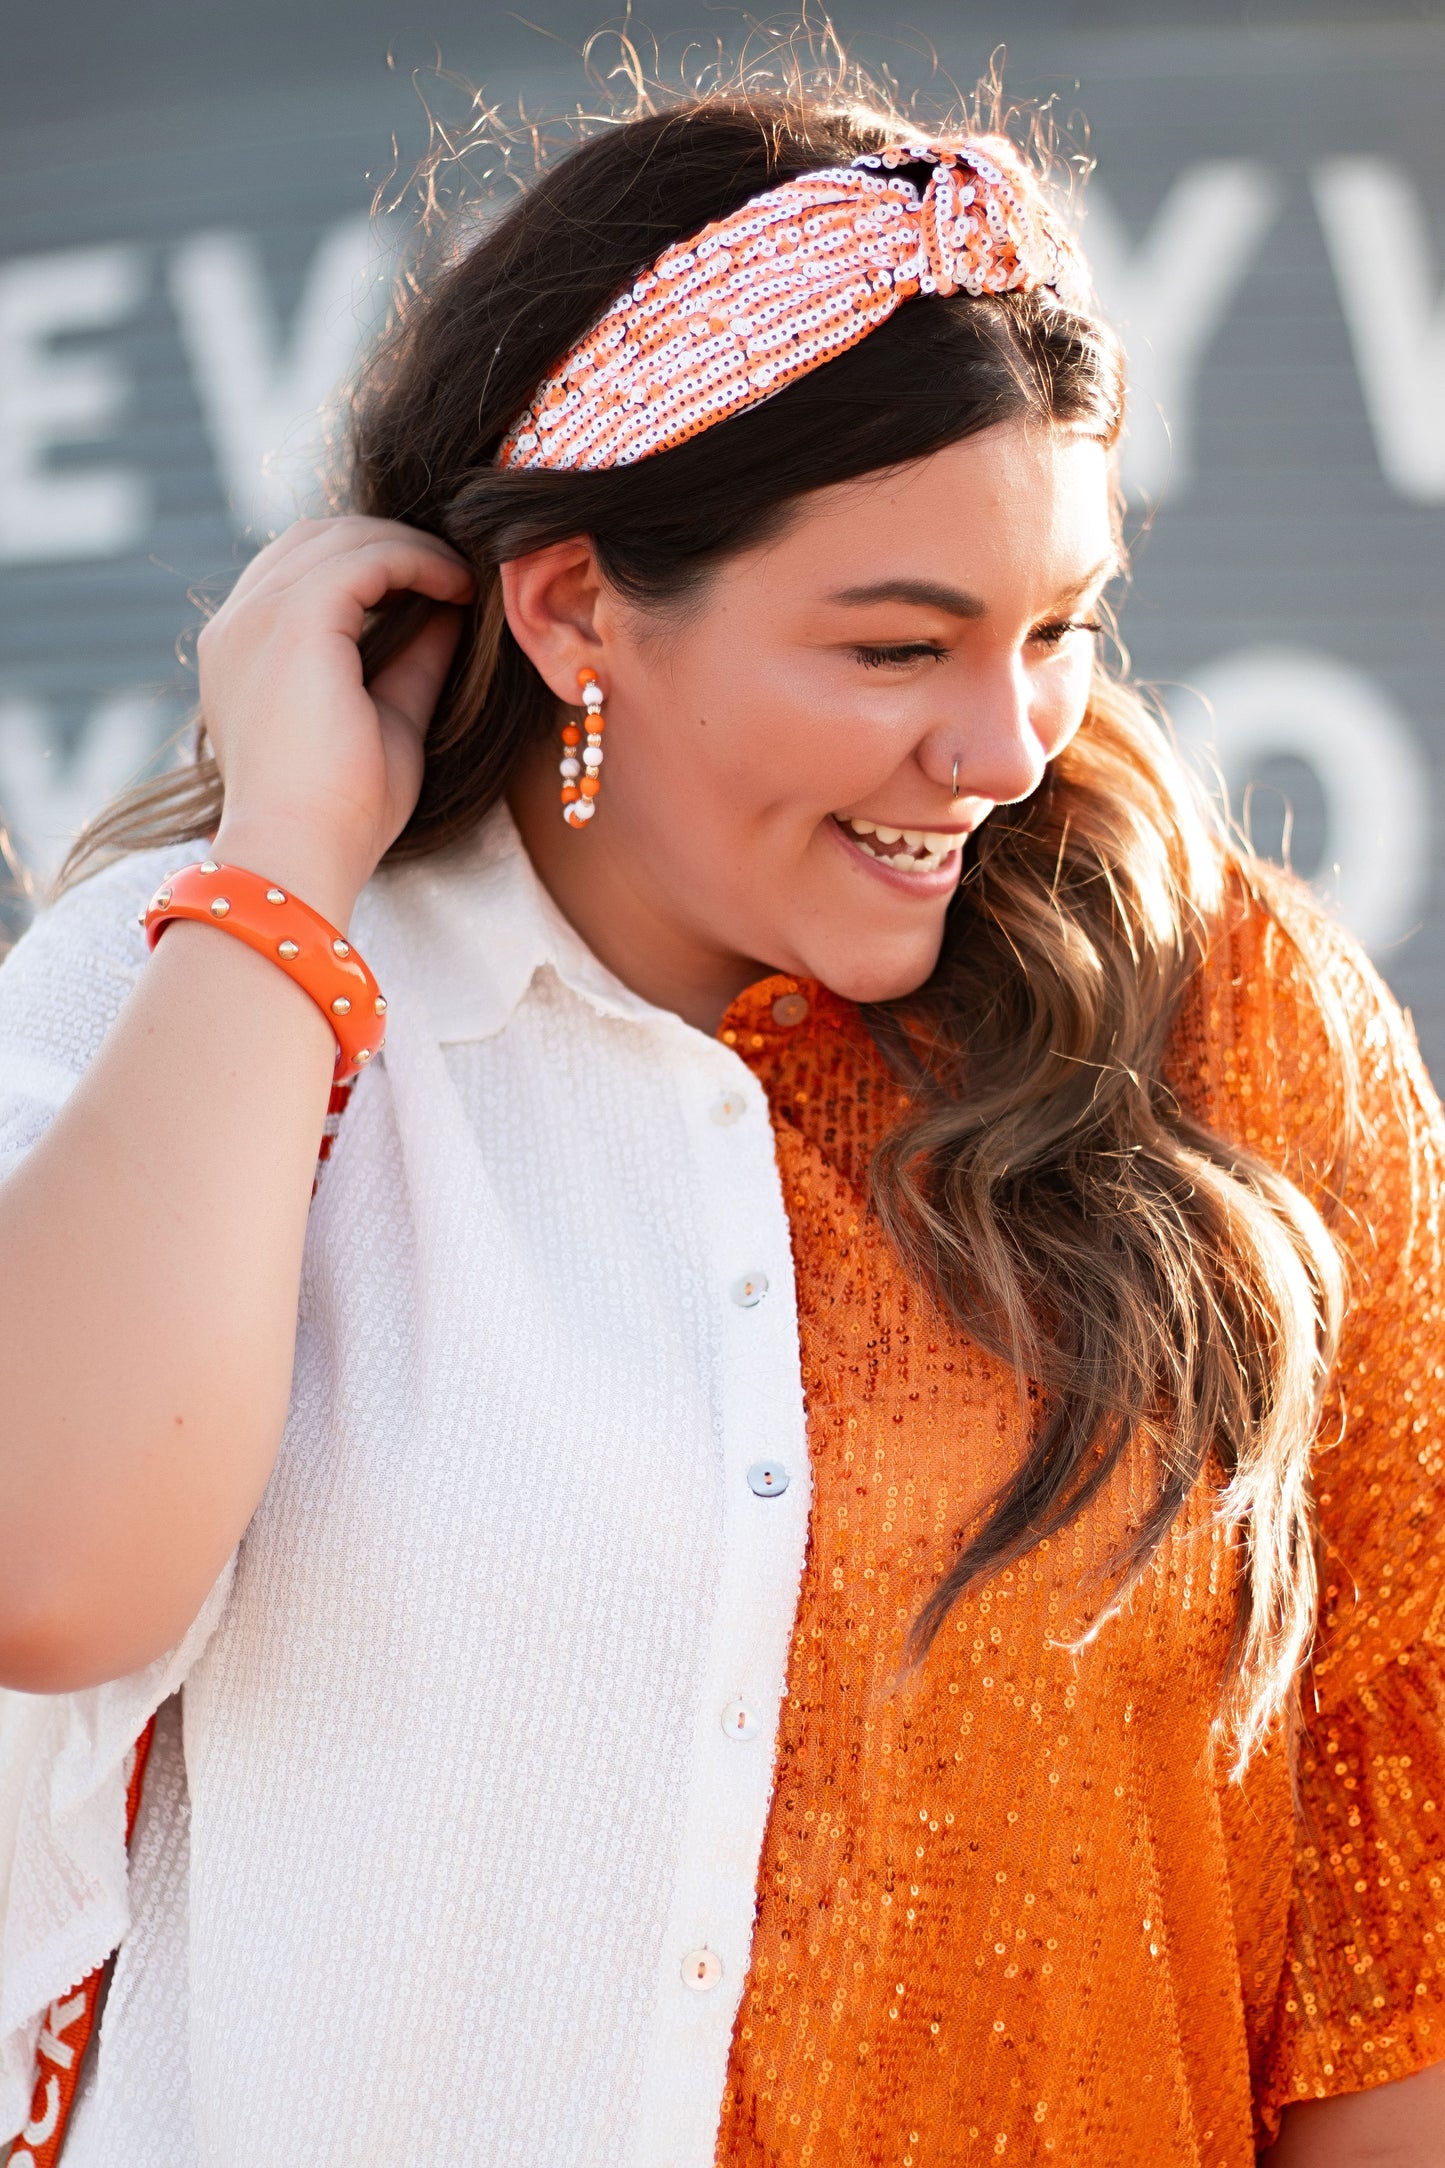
[497, 139, 1082, 471]
[713, 888, 1445, 2166]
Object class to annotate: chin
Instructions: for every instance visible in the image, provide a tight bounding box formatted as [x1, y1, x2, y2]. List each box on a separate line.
[805, 938, 944, 1008]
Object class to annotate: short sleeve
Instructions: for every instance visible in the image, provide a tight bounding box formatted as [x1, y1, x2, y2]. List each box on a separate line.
[1229, 900, 1445, 2131]
[0, 847, 176, 1182]
[0, 846, 234, 2148]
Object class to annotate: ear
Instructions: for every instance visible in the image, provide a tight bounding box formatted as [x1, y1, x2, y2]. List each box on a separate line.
[499, 540, 608, 703]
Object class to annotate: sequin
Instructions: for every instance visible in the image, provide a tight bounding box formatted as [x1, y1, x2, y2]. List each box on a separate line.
[497, 137, 1084, 472]
[712, 883, 1445, 2165]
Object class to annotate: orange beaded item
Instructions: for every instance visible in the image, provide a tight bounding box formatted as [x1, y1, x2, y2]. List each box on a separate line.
[561, 669, 606, 827]
[140, 860, 387, 1079]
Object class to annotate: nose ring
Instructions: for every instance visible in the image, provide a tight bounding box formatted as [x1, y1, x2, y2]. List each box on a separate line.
[951, 758, 961, 801]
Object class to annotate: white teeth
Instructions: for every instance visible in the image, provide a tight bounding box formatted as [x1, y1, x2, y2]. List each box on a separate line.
[836, 814, 964, 871]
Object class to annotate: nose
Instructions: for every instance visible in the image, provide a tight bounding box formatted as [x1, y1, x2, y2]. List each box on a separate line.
[919, 657, 1049, 807]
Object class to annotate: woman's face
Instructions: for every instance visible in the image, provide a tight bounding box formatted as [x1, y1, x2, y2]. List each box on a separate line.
[505, 417, 1118, 1030]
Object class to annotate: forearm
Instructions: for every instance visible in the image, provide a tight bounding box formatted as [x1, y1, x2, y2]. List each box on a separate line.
[1262, 2059, 1445, 2164]
[0, 832, 354, 1691]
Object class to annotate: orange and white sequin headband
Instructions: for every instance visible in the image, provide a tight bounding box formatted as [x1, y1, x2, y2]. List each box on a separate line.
[498, 135, 1086, 472]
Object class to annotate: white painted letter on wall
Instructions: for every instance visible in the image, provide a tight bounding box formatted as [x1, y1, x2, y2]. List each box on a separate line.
[169, 217, 387, 537]
[1087, 164, 1280, 503]
[1173, 645, 1431, 953]
[0, 245, 150, 563]
[1313, 160, 1445, 502]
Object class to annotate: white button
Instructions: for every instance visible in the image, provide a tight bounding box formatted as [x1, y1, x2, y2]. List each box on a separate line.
[681, 1947, 723, 1991]
[747, 1460, 789, 1498]
[710, 1088, 747, 1126]
[722, 1699, 760, 1741]
[731, 1271, 768, 1307]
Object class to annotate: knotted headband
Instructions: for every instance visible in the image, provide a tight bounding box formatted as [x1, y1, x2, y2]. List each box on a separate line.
[497, 135, 1087, 472]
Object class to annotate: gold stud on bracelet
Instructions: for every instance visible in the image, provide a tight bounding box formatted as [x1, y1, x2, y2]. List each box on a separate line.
[278, 939, 300, 960]
[266, 887, 286, 905]
[332, 938, 350, 958]
[210, 897, 231, 918]
[331, 996, 352, 1016]
[375, 996, 387, 1015]
[155, 887, 172, 909]
[200, 859, 218, 875]
[356, 1048, 372, 1062]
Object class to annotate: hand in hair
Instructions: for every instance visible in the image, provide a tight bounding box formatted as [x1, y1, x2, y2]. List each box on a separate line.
[200, 515, 473, 925]
[0, 517, 468, 1692]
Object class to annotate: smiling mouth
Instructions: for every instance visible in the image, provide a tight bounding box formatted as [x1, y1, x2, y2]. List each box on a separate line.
[831, 815, 965, 874]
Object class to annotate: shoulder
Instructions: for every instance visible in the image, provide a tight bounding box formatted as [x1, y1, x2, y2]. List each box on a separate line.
[4, 844, 186, 974]
[1164, 859, 1432, 1212]
[0, 844, 189, 1106]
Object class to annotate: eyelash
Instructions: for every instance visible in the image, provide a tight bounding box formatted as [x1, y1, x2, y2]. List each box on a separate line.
[853, 620, 1102, 669]
[854, 641, 946, 669]
[1032, 617, 1103, 649]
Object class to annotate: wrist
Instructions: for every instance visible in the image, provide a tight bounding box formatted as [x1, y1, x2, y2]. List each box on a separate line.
[207, 814, 370, 932]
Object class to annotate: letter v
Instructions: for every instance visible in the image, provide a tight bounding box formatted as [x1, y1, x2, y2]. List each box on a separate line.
[1086, 162, 1281, 503]
[1314, 160, 1445, 502]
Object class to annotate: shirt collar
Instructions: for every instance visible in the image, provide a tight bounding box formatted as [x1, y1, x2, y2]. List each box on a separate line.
[361, 799, 680, 1046]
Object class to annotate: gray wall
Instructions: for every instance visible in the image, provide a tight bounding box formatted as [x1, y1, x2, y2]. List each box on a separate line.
[3, 3, 1444, 1065]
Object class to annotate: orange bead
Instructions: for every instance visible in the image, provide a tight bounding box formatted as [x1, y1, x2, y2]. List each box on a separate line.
[586, 714, 605, 733]
[579, 776, 601, 799]
[561, 783, 581, 804]
[577, 667, 598, 686]
[561, 724, 582, 746]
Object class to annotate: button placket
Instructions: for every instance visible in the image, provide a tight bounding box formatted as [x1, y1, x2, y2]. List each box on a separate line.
[628, 1029, 810, 2166]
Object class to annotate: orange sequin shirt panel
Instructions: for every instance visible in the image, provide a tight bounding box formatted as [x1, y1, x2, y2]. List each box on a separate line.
[713, 887, 1445, 2168]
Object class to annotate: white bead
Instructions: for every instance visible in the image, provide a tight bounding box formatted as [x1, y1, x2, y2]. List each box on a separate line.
[583, 686, 604, 709]
[559, 757, 581, 779]
[571, 798, 596, 822]
[582, 747, 604, 769]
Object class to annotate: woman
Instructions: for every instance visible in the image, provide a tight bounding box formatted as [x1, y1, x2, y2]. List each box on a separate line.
[0, 87, 1442, 2168]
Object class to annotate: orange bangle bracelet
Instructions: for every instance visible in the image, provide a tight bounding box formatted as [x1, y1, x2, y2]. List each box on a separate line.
[140, 859, 387, 1080]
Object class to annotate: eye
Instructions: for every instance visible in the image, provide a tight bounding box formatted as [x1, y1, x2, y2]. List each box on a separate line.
[853, 641, 947, 669]
[1030, 617, 1102, 650]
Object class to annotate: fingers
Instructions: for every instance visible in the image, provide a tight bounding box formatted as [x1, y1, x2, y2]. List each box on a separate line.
[291, 538, 475, 622]
[223, 516, 472, 612]
[368, 604, 468, 734]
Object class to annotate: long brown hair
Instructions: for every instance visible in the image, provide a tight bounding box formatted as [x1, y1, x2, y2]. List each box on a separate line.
[59, 82, 1348, 1775]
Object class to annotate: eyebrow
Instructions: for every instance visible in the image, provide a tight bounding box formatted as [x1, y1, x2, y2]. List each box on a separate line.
[826, 556, 1121, 620]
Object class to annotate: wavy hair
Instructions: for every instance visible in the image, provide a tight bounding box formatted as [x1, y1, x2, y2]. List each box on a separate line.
[57, 73, 1349, 1776]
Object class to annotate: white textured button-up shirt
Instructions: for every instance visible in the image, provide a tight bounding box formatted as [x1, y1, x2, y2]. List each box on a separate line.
[0, 805, 812, 2166]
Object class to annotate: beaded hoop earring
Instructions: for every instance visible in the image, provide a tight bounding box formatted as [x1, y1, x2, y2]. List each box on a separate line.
[561, 668, 605, 827]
